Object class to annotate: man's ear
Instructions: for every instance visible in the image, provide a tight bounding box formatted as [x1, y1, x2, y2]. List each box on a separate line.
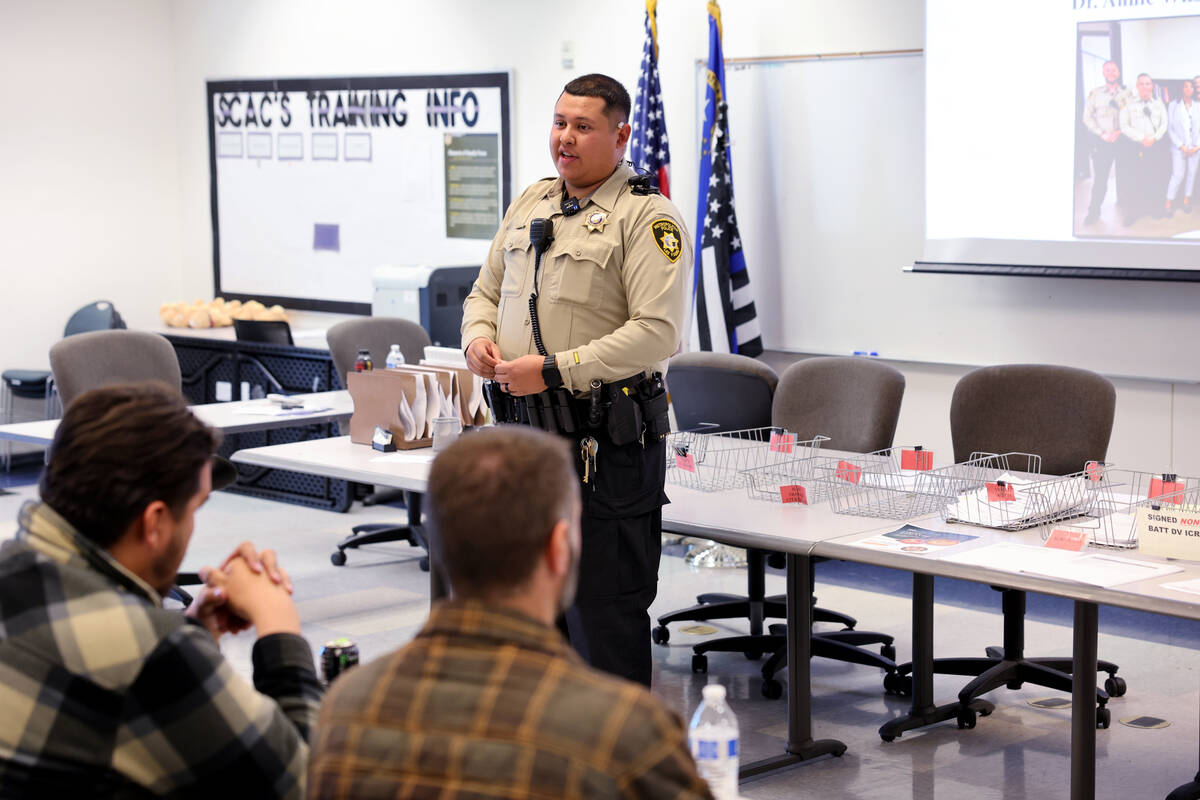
[545, 520, 571, 578]
[136, 500, 172, 555]
[615, 119, 632, 150]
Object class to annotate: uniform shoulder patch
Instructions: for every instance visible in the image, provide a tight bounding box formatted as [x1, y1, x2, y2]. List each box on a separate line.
[650, 219, 683, 263]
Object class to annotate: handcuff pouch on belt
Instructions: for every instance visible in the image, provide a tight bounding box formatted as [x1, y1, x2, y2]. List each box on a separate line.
[484, 372, 670, 444]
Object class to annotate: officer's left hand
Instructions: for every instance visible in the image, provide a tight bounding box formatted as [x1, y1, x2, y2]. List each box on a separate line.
[493, 355, 547, 396]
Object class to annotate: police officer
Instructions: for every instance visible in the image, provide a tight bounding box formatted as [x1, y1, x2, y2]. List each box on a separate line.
[1082, 60, 1131, 225]
[461, 74, 691, 687]
[1119, 73, 1169, 226]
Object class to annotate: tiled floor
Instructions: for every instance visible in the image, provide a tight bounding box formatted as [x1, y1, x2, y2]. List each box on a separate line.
[3, 480, 1199, 799]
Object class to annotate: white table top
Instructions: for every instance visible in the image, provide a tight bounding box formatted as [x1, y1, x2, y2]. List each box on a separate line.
[231, 434, 433, 492]
[818, 515, 1200, 622]
[227, 434, 1200, 621]
[0, 391, 354, 446]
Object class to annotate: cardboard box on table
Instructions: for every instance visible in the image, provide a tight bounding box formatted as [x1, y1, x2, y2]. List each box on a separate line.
[346, 369, 433, 449]
[346, 365, 479, 449]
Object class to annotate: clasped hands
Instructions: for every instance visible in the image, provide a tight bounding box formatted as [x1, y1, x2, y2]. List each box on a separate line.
[185, 541, 301, 643]
[465, 337, 547, 396]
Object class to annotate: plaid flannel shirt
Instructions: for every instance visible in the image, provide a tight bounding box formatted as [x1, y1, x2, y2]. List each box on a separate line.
[309, 600, 715, 800]
[0, 501, 322, 798]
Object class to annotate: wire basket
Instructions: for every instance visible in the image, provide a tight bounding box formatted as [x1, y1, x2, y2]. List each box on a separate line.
[666, 427, 820, 492]
[817, 445, 954, 520]
[739, 435, 835, 503]
[929, 452, 1094, 531]
[1042, 467, 1200, 549]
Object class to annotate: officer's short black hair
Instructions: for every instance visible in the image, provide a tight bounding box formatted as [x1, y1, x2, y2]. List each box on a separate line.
[562, 74, 631, 126]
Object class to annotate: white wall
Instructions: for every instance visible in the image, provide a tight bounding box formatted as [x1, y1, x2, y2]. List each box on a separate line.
[2, 0, 1190, 477]
[0, 0, 183, 372]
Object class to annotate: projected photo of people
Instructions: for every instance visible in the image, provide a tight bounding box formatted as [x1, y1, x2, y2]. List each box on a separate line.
[1074, 16, 1200, 241]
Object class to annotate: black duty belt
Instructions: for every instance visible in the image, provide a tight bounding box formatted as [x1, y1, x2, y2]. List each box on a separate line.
[483, 373, 670, 446]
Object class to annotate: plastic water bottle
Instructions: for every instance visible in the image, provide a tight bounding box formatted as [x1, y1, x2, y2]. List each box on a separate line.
[688, 683, 739, 800]
[385, 344, 405, 369]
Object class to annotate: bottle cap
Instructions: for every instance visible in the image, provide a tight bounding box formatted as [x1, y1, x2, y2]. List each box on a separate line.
[701, 683, 727, 702]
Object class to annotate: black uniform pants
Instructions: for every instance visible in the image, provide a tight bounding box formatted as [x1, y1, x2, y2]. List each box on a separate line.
[561, 427, 667, 687]
[1117, 138, 1169, 223]
[1088, 138, 1120, 215]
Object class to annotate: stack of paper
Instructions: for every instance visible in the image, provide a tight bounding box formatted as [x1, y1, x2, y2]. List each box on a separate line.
[943, 472, 1088, 530]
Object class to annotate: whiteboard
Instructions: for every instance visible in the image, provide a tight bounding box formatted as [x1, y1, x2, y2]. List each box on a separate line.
[723, 53, 1200, 383]
[207, 73, 511, 314]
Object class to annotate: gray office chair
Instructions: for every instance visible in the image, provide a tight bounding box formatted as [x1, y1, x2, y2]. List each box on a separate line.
[3, 301, 126, 469]
[893, 364, 1122, 729]
[48, 330, 233, 603]
[758, 356, 907, 698]
[653, 352, 782, 655]
[325, 317, 433, 567]
[50, 331, 182, 408]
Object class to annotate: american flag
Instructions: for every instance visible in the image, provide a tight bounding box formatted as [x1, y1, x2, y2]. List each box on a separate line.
[690, 1, 762, 357]
[630, 0, 670, 197]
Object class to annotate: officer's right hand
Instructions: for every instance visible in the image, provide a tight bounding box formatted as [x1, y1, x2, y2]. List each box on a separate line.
[466, 337, 502, 379]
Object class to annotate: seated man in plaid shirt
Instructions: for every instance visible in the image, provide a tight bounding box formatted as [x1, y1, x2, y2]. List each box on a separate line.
[0, 381, 321, 798]
[309, 426, 714, 800]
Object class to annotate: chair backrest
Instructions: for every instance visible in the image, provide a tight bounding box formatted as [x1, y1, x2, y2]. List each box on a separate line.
[50, 331, 182, 409]
[771, 356, 906, 453]
[233, 318, 294, 346]
[63, 300, 125, 337]
[326, 317, 433, 386]
[667, 352, 777, 432]
[950, 364, 1115, 476]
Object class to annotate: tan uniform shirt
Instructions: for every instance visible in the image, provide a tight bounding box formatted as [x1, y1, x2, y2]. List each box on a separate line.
[462, 164, 692, 395]
[1121, 96, 1168, 142]
[1083, 84, 1131, 137]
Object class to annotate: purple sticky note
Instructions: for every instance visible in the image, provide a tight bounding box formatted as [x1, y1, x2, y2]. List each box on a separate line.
[313, 223, 340, 252]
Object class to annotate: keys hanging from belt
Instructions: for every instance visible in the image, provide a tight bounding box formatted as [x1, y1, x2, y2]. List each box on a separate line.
[580, 436, 598, 487]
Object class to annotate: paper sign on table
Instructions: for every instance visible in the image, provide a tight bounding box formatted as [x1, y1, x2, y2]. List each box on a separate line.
[901, 448, 933, 471]
[780, 484, 808, 504]
[986, 482, 1016, 501]
[769, 432, 796, 454]
[676, 453, 697, 472]
[1045, 528, 1088, 552]
[835, 460, 862, 484]
[848, 524, 978, 555]
[1135, 504, 1200, 560]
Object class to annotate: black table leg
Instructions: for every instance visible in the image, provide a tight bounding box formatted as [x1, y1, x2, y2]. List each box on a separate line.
[740, 551, 846, 777]
[1072, 600, 1098, 800]
[879, 572, 992, 741]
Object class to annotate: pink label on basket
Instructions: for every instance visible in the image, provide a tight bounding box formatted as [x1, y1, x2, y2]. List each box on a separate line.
[780, 484, 808, 504]
[835, 460, 862, 484]
[1149, 478, 1184, 503]
[769, 432, 796, 454]
[1045, 529, 1087, 551]
[675, 453, 696, 472]
[901, 449, 933, 470]
[1085, 462, 1104, 482]
[986, 482, 1016, 501]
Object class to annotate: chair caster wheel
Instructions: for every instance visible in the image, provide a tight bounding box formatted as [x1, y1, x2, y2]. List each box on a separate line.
[1104, 676, 1127, 698]
[1097, 707, 1111, 729]
[881, 734, 896, 743]
[744, 650, 763, 660]
[692, 654, 708, 674]
[956, 708, 977, 730]
[330, 550, 347, 566]
[881, 643, 896, 662]
[762, 679, 783, 700]
[652, 626, 670, 645]
[883, 673, 912, 697]
[419, 557, 430, 572]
